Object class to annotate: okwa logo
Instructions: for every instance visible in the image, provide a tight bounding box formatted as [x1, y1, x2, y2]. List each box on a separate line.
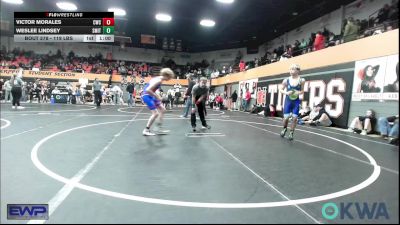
[322, 202, 389, 220]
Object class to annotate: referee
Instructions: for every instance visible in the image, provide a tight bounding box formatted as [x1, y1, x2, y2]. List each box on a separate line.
[191, 77, 211, 132]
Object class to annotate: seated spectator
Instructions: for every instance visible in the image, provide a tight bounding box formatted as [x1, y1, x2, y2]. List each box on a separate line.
[297, 106, 311, 125]
[250, 104, 263, 114]
[343, 17, 360, 43]
[327, 32, 337, 47]
[376, 4, 391, 24]
[258, 104, 277, 117]
[301, 105, 318, 123]
[221, 66, 227, 75]
[51, 87, 61, 94]
[388, 0, 399, 22]
[280, 45, 293, 60]
[313, 31, 325, 51]
[304, 104, 332, 127]
[347, 109, 376, 135]
[229, 65, 233, 74]
[209, 92, 216, 109]
[378, 115, 399, 145]
[299, 38, 308, 53]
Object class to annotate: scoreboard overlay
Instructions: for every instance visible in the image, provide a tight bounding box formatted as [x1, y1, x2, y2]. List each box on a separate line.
[14, 12, 114, 42]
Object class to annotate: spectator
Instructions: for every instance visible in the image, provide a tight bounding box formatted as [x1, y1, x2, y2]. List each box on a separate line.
[4, 79, 12, 103]
[10, 74, 24, 109]
[376, 4, 391, 24]
[302, 105, 320, 123]
[0, 78, 3, 101]
[41, 84, 49, 103]
[118, 61, 128, 76]
[51, 86, 61, 94]
[243, 88, 251, 112]
[111, 84, 123, 105]
[92, 78, 102, 108]
[254, 58, 260, 67]
[308, 33, 316, 52]
[221, 66, 227, 75]
[181, 74, 196, 118]
[66, 82, 72, 104]
[174, 88, 182, 107]
[215, 93, 224, 110]
[259, 104, 277, 117]
[280, 45, 293, 60]
[388, 0, 399, 22]
[126, 82, 135, 107]
[348, 109, 376, 135]
[313, 31, 325, 51]
[299, 39, 308, 53]
[292, 41, 301, 57]
[343, 17, 360, 43]
[239, 60, 245, 72]
[230, 90, 238, 111]
[305, 104, 332, 127]
[208, 92, 216, 109]
[297, 106, 311, 125]
[74, 85, 82, 104]
[327, 32, 337, 47]
[378, 115, 399, 145]
[167, 88, 175, 109]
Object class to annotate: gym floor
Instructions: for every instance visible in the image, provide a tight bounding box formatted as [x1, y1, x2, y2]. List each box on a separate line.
[1, 103, 398, 224]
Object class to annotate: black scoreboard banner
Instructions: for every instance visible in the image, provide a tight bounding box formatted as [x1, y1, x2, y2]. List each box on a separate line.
[256, 63, 355, 128]
[14, 12, 114, 42]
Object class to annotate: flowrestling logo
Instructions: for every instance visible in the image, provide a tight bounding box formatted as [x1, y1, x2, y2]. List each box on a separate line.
[321, 202, 389, 220]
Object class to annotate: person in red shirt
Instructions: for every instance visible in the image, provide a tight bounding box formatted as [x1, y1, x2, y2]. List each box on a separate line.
[239, 60, 246, 72]
[215, 93, 224, 110]
[243, 88, 251, 112]
[313, 31, 326, 51]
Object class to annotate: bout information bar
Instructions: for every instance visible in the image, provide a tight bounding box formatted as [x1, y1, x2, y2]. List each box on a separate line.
[14, 12, 114, 43]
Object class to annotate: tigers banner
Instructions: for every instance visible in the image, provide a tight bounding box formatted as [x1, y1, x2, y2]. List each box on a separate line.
[257, 64, 355, 128]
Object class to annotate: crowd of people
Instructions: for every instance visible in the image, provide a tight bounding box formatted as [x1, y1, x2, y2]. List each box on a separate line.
[208, 0, 399, 78]
[1, 0, 397, 82]
[0, 2, 398, 142]
[1, 64, 398, 145]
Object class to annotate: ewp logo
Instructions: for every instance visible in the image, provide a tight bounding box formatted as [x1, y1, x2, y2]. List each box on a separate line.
[322, 202, 389, 220]
[7, 204, 49, 220]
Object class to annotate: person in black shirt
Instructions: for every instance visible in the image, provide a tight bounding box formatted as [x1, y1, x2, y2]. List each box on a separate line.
[348, 109, 376, 135]
[191, 77, 211, 132]
[126, 82, 135, 107]
[231, 90, 238, 111]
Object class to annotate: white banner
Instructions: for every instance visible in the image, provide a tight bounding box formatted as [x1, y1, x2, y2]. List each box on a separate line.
[352, 54, 399, 101]
[239, 78, 258, 100]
